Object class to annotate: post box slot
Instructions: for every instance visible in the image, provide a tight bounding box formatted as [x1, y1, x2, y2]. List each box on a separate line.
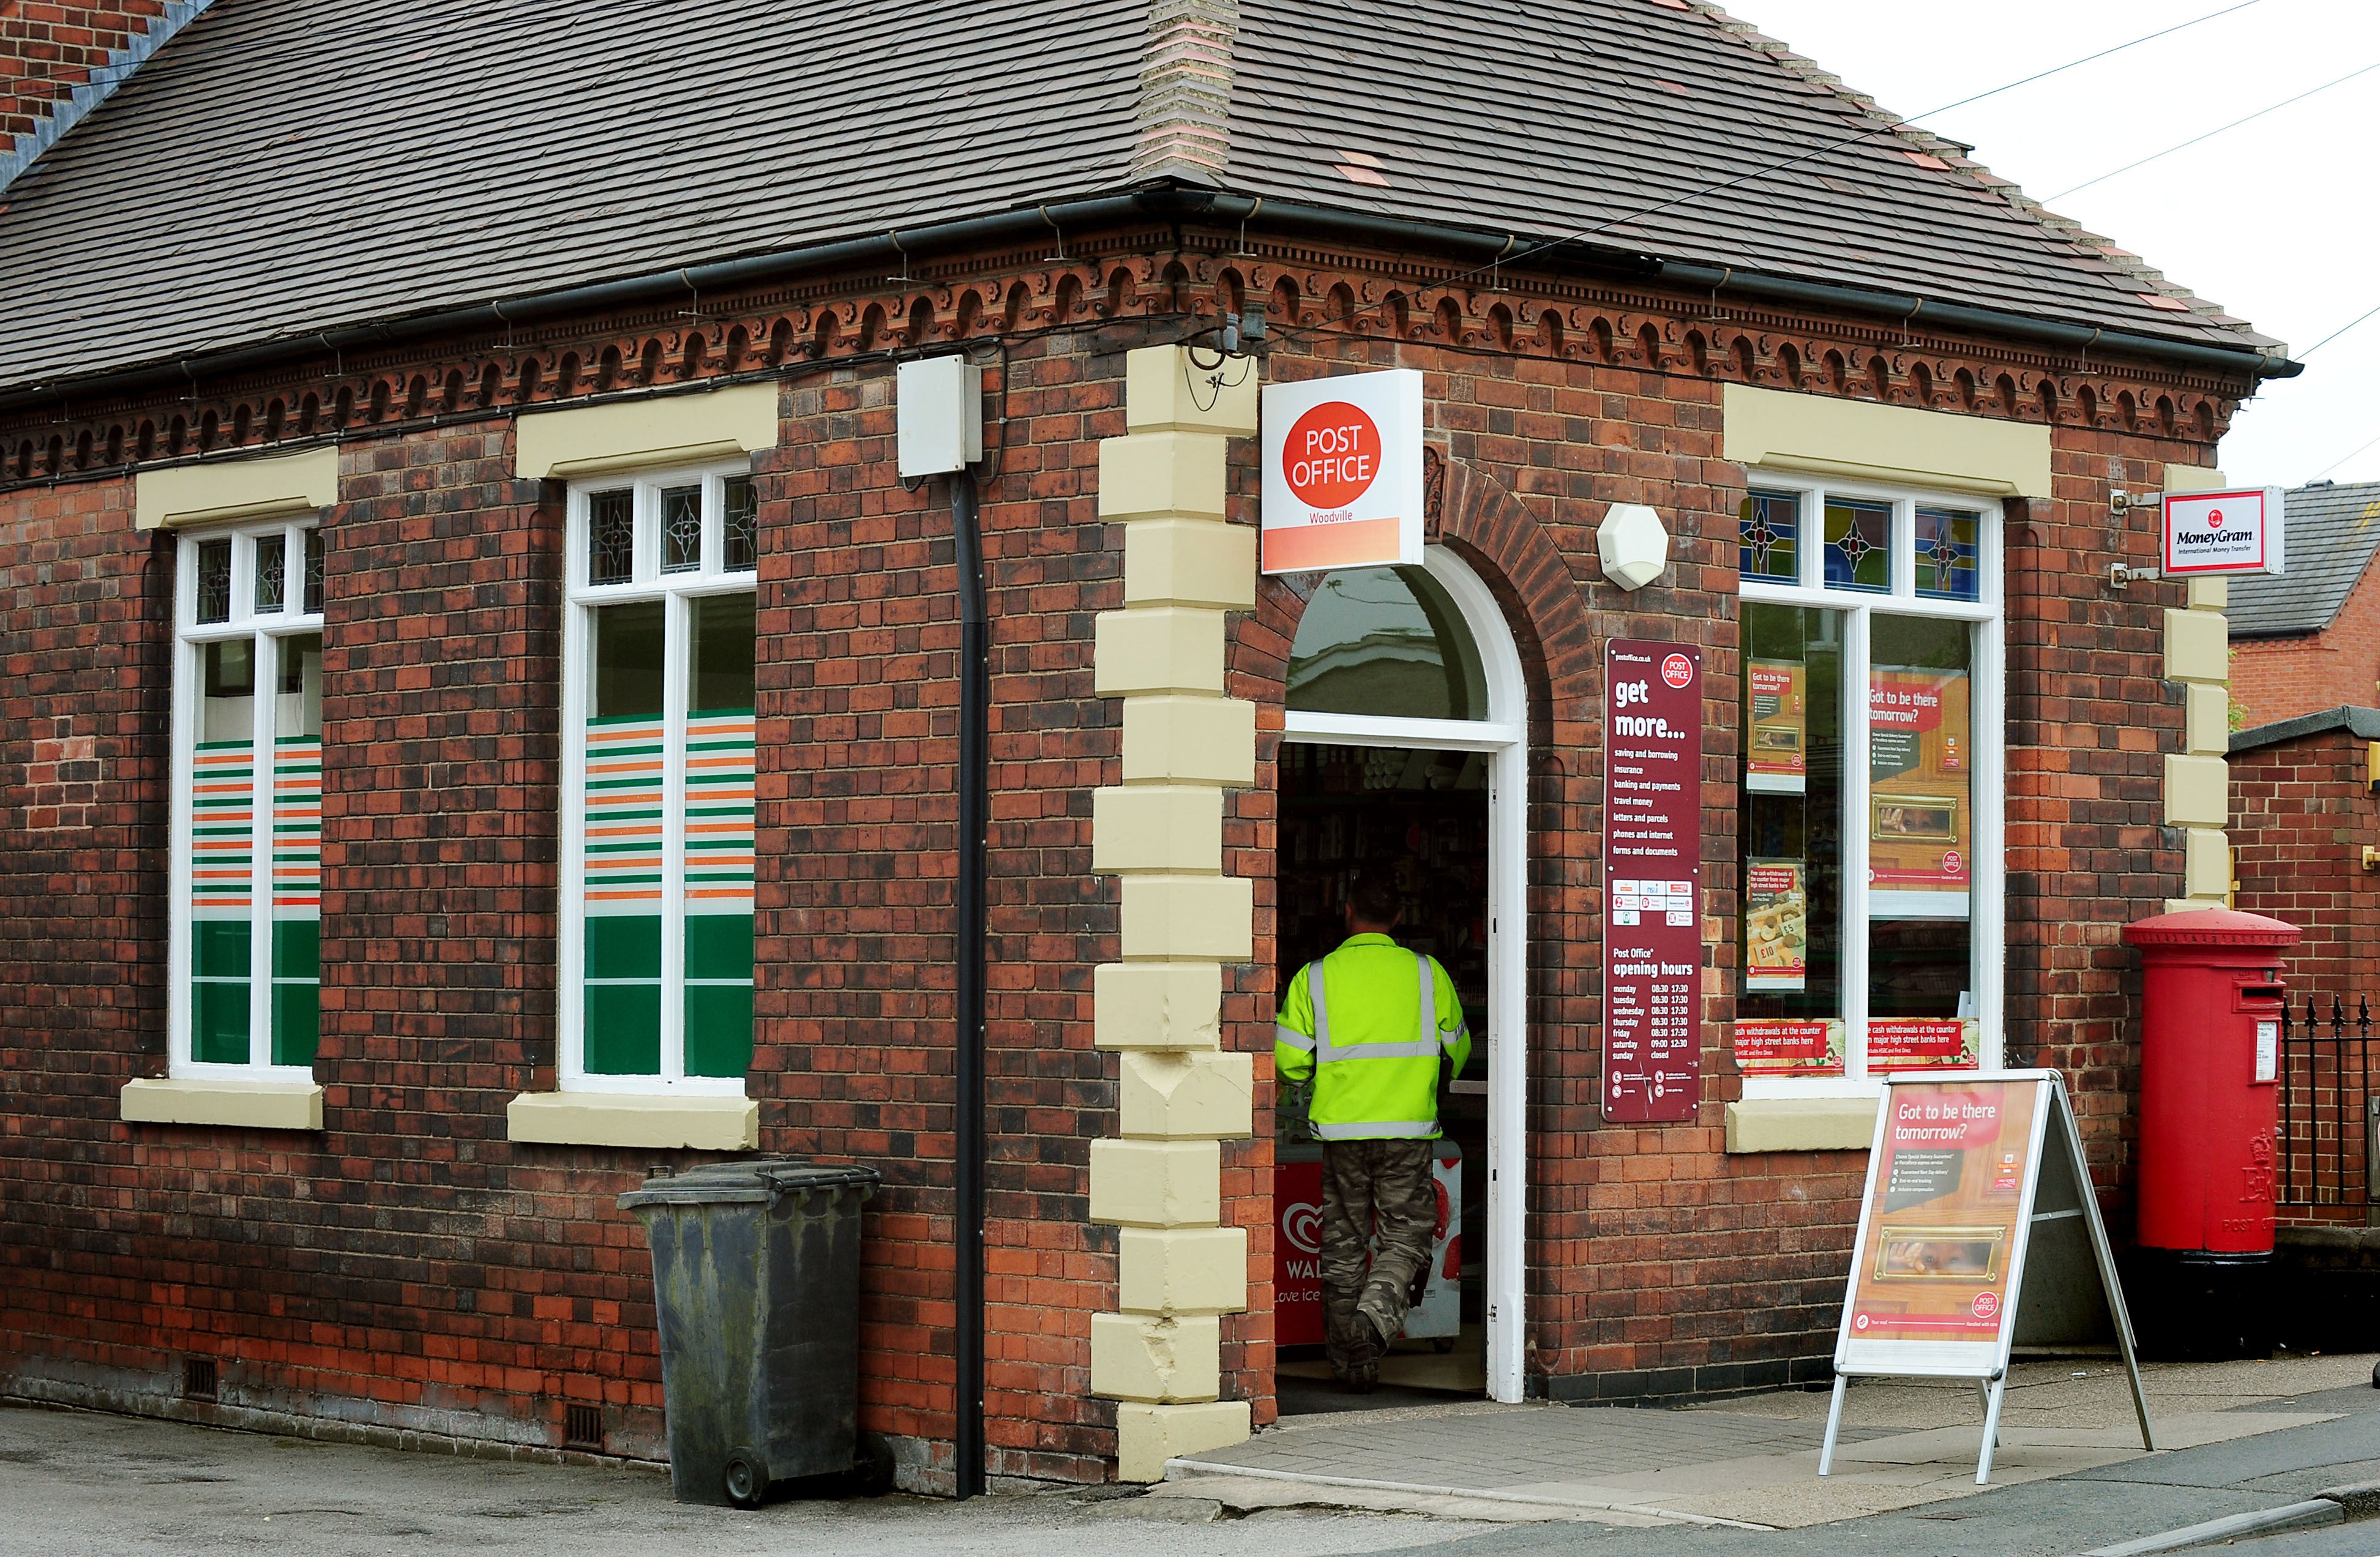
[2232, 983, 2285, 1011]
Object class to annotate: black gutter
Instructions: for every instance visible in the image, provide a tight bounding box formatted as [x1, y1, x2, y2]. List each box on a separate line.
[0, 188, 2294, 417]
[949, 468, 989, 1501]
[1198, 193, 2299, 383]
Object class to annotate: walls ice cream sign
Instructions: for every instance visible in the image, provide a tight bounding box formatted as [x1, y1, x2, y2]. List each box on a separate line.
[1260, 368, 1424, 573]
[2161, 487, 2285, 576]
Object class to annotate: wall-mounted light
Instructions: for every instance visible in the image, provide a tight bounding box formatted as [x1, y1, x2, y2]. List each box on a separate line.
[1597, 502, 1670, 591]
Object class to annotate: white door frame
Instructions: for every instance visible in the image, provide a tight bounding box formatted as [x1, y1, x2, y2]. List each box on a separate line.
[1280, 545, 1529, 1403]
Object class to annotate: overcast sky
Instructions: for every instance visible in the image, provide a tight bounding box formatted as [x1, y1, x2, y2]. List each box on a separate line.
[1731, 0, 2380, 488]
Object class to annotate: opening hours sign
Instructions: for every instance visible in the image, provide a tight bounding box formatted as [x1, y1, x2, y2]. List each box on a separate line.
[1259, 368, 1424, 574]
[1601, 640, 1702, 1123]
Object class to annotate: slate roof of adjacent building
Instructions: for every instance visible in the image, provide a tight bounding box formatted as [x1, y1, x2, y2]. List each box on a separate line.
[2228, 480, 2380, 639]
[2232, 704, 2380, 755]
[0, 0, 2280, 395]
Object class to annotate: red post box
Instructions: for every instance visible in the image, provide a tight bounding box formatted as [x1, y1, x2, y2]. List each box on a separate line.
[2122, 908, 2300, 1256]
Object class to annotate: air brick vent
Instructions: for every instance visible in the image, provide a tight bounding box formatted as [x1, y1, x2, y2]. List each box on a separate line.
[181, 1357, 217, 1401]
[563, 1403, 604, 1451]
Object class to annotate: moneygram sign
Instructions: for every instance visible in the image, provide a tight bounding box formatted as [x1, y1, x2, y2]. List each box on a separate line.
[2161, 487, 2286, 577]
[1259, 368, 1424, 573]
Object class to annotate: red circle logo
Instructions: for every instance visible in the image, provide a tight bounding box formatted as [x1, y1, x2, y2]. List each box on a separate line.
[2207, 509, 2225, 532]
[1943, 850, 1963, 875]
[1971, 1292, 1999, 1320]
[1661, 653, 1694, 689]
[1854, 1313, 1871, 1331]
[1283, 402, 1382, 509]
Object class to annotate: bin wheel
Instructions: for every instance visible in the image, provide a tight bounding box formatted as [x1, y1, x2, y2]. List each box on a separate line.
[722, 1450, 769, 1509]
[847, 1431, 897, 1498]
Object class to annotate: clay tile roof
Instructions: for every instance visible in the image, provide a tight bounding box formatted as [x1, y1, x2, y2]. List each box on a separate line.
[2228, 480, 2380, 640]
[0, 0, 2280, 395]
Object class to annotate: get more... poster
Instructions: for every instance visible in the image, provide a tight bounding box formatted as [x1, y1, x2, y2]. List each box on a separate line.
[1842, 1077, 2043, 1372]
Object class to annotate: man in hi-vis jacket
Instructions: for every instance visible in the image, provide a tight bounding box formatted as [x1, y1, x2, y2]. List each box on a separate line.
[1274, 874, 1471, 1392]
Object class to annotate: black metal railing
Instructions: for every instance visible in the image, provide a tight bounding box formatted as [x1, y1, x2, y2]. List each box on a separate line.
[2279, 995, 2375, 1215]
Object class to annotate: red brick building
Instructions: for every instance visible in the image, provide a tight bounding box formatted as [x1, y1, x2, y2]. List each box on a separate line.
[2231, 706, 2380, 998]
[2230, 481, 2380, 728]
[0, 0, 2299, 1493]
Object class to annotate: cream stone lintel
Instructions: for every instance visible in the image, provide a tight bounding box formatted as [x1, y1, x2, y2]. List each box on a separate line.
[121, 1077, 324, 1131]
[513, 381, 780, 480]
[1095, 608, 1228, 698]
[1125, 518, 1258, 610]
[2164, 753, 2229, 829]
[1093, 961, 1223, 1050]
[1091, 1312, 1222, 1404]
[2184, 683, 2231, 756]
[2164, 608, 2228, 684]
[1120, 875, 1255, 962]
[1116, 1400, 1251, 1484]
[1117, 1225, 1249, 1315]
[1120, 1049, 1254, 1140]
[1091, 786, 1226, 874]
[1090, 1138, 1224, 1227]
[1122, 696, 1256, 786]
[135, 447, 340, 532]
[1721, 383, 2053, 499]
[1724, 1096, 1879, 1154]
[506, 1091, 758, 1151]
[2187, 577, 2228, 611]
[1126, 348, 1260, 437]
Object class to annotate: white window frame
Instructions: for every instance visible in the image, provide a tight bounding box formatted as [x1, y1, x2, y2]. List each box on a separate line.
[168, 515, 324, 1079]
[559, 460, 757, 1095]
[1737, 471, 2006, 1099]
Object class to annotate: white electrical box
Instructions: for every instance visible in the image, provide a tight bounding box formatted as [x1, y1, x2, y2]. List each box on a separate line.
[896, 356, 983, 477]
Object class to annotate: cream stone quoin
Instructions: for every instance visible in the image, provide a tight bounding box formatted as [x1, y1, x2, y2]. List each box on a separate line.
[1089, 344, 1262, 1481]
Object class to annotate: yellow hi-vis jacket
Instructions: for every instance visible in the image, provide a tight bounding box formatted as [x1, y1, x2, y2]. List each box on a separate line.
[1274, 933, 1471, 1140]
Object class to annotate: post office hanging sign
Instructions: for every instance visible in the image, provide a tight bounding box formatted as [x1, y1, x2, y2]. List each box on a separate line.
[1259, 368, 1424, 574]
[2161, 487, 2286, 576]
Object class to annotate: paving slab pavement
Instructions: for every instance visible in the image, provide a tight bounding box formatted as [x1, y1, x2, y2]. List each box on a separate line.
[1162, 1353, 2380, 1531]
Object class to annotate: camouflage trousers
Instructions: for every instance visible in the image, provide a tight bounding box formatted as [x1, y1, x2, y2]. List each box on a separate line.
[1319, 1138, 1439, 1376]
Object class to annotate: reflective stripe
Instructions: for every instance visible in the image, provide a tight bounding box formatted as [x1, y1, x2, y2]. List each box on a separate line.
[1308, 961, 1330, 1053]
[1322, 1037, 1442, 1060]
[1418, 952, 1435, 1052]
[1313, 1118, 1440, 1140]
[1274, 1022, 1315, 1053]
[1443, 1021, 1470, 1056]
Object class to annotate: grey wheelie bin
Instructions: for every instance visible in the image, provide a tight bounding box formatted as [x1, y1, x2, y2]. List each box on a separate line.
[619, 1159, 882, 1507]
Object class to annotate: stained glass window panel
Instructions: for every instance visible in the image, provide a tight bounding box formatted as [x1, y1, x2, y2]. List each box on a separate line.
[1915, 507, 1980, 602]
[303, 527, 324, 614]
[723, 476, 757, 573]
[589, 490, 634, 585]
[1739, 490, 1800, 583]
[254, 534, 286, 613]
[1824, 498, 1891, 593]
[197, 538, 233, 622]
[660, 485, 702, 573]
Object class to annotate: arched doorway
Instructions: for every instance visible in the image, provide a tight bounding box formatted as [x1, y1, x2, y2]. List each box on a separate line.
[1276, 545, 1527, 1404]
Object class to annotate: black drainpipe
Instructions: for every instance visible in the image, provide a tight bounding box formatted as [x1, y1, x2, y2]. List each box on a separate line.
[950, 468, 989, 1499]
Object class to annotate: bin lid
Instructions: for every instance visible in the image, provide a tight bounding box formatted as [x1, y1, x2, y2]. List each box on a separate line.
[616, 1157, 880, 1211]
[2119, 906, 2300, 949]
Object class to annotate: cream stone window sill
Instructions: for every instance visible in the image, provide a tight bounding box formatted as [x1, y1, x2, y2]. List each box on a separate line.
[506, 1091, 758, 1151]
[1724, 1096, 1879, 1154]
[121, 1077, 324, 1131]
